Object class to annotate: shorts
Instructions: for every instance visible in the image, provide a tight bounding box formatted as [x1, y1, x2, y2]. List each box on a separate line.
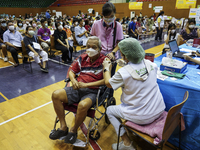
[64, 87, 98, 106]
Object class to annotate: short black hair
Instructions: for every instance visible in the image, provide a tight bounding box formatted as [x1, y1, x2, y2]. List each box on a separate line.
[78, 18, 83, 24]
[40, 19, 46, 24]
[188, 18, 196, 24]
[7, 21, 13, 25]
[102, 2, 116, 16]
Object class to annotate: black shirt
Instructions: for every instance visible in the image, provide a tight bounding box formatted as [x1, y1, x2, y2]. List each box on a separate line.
[54, 29, 67, 46]
[23, 35, 39, 54]
[0, 27, 7, 40]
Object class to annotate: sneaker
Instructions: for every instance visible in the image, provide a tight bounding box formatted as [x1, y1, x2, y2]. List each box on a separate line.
[112, 141, 135, 150]
[40, 67, 49, 73]
[3, 57, 8, 62]
[18, 54, 22, 58]
[64, 132, 77, 144]
[49, 128, 68, 140]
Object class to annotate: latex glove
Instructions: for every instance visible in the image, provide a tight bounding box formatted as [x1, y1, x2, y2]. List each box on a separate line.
[116, 59, 127, 67]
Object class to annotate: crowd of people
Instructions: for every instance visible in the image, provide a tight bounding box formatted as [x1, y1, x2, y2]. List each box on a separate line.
[0, 2, 200, 150]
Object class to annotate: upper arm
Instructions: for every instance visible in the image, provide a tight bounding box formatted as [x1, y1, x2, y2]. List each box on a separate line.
[109, 71, 124, 90]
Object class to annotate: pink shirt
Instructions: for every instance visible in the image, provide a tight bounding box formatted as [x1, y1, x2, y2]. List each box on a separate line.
[90, 19, 123, 59]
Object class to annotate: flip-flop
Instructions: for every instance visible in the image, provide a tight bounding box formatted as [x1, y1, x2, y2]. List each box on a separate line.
[64, 132, 77, 144]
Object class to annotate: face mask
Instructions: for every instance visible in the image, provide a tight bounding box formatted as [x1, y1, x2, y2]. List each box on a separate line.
[86, 48, 99, 57]
[28, 30, 35, 36]
[38, 24, 41, 28]
[64, 25, 69, 29]
[134, 20, 137, 22]
[75, 22, 78, 25]
[26, 22, 29, 24]
[32, 23, 37, 27]
[60, 22, 63, 25]
[1, 23, 7, 27]
[58, 25, 63, 30]
[45, 23, 48, 28]
[104, 16, 115, 25]
[189, 25, 195, 29]
[82, 22, 85, 26]
[171, 29, 175, 34]
[18, 23, 22, 26]
[151, 17, 154, 20]
[9, 25, 15, 31]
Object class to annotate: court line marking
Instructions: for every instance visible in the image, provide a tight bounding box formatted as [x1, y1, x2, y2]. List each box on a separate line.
[0, 92, 9, 101]
[0, 101, 52, 126]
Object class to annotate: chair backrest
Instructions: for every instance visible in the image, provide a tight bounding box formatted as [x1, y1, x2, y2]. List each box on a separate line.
[50, 36, 55, 49]
[21, 41, 28, 56]
[162, 91, 189, 145]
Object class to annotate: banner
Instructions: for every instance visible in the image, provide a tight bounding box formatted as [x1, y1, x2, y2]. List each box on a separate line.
[176, 0, 197, 9]
[129, 2, 143, 10]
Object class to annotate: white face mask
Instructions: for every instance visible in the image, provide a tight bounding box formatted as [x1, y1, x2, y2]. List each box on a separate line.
[189, 25, 195, 29]
[134, 20, 137, 22]
[75, 22, 78, 26]
[86, 48, 99, 57]
[28, 30, 35, 36]
[103, 16, 115, 25]
[58, 25, 63, 30]
[171, 29, 175, 34]
[82, 22, 85, 26]
[9, 25, 15, 31]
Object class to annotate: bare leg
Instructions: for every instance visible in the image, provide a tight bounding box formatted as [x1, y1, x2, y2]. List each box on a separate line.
[70, 98, 93, 133]
[52, 89, 69, 131]
[2, 45, 7, 57]
[121, 132, 131, 146]
[42, 61, 46, 68]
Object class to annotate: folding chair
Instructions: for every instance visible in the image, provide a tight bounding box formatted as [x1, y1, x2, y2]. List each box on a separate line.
[117, 91, 189, 150]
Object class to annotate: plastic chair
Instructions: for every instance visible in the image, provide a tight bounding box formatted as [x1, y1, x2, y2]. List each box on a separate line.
[117, 91, 189, 150]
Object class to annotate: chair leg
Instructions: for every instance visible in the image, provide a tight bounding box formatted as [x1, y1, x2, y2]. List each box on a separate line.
[117, 124, 122, 150]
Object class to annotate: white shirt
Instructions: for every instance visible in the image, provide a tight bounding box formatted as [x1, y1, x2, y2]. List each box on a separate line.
[109, 60, 165, 121]
[155, 15, 164, 28]
[163, 33, 179, 49]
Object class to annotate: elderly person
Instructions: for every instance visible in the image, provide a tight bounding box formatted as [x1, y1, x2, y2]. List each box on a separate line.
[103, 38, 166, 150]
[180, 18, 200, 43]
[49, 36, 108, 144]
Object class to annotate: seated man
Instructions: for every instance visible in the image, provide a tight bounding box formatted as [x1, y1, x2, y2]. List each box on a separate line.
[75, 18, 89, 46]
[50, 36, 107, 144]
[3, 21, 23, 67]
[128, 17, 138, 39]
[37, 19, 51, 52]
[0, 20, 8, 61]
[103, 38, 166, 150]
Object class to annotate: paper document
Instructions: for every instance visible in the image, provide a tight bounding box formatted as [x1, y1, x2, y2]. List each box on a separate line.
[180, 48, 195, 53]
[33, 42, 41, 50]
[46, 39, 51, 42]
[183, 53, 192, 56]
[82, 38, 88, 46]
[13, 42, 21, 47]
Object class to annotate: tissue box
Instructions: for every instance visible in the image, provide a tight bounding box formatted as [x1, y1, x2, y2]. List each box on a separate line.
[160, 63, 187, 73]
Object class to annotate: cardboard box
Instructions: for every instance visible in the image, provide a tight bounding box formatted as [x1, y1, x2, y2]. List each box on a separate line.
[160, 63, 187, 73]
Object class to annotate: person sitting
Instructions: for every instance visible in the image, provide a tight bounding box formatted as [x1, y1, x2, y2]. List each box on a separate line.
[75, 18, 89, 46]
[0, 20, 8, 62]
[30, 20, 38, 35]
[180, 18, 200, 44]
[63, 22, 73, 47]
[3, 21, 23, 67]
[37, 19, 51, 52]
[84, 19, 91, 32]
[162, 23, 180, 54]
[16, 20, 25, 35]
[49, 36, 107, 144]
[128, 17, 137, 39]
[23, 26, 48, 73]
[54, 22, 73, 63]
[103, 38, 166, 150]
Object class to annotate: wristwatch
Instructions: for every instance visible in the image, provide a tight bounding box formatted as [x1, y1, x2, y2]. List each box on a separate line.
[112, 51, 115, 56]
[104, 69, 109, 73]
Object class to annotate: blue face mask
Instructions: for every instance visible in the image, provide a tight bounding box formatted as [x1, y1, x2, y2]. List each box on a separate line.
[18, 23, 23, 26]
[1, 23, 7, 27]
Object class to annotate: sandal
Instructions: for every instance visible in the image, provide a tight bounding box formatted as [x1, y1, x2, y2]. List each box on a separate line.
[49, 128, 68, 140]
[64, 132, 77, 144]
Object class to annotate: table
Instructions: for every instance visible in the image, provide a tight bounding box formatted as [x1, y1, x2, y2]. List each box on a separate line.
[154, 44, 200, 150]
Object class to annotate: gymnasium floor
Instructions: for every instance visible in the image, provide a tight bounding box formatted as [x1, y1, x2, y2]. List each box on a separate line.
[0, 41, 176, 150]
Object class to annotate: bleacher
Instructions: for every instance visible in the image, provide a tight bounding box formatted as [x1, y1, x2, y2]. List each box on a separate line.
[0, 0, 56, 8]
[50, 0, 108, 7]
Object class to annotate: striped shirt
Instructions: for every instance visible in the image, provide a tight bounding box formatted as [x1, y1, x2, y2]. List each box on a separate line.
[70, 53, 106, 89]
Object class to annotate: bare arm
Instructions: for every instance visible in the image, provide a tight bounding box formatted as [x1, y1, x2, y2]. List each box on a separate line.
[197, 29, 200, 38]
[165, 31, 171, 44]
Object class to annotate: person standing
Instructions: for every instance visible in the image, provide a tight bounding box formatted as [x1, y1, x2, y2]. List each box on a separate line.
[155, 11, 165, 41]
[90, 2, 124, 99]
